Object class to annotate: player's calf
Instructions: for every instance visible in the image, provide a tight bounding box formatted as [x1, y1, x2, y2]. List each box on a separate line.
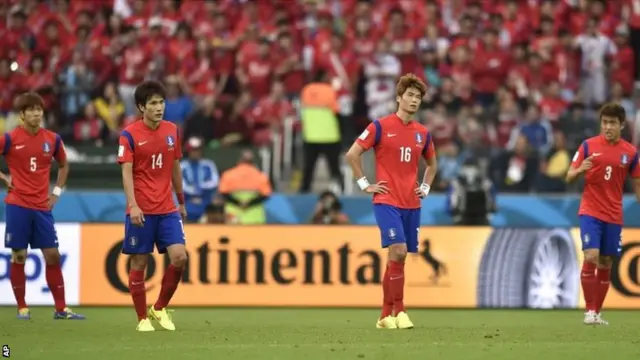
[387, 244, 408, 316]
[151, 244, 185, 330]
[581, 249, 599, 315]
[128, 254, 150, 323]
[9, 250, 28, 317]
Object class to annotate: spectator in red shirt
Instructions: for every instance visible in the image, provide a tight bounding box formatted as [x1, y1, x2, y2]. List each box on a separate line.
[249, 81, 293, 146]
[472, 29, 511, 107]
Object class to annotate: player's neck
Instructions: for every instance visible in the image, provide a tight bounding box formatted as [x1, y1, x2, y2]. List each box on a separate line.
[142, 118, 160, 130]
[21, 124, 41, 135]
[395, 110, 413, 124]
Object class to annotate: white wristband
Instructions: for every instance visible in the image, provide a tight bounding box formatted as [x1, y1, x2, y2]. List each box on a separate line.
[52, 186, 63, 197]
[419, 183, 430, 197]
[356, 177, 370, 191]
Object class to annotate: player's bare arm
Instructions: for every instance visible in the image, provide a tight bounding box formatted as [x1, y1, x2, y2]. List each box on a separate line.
[566, 154, 595, 183]
[48, 155, 69, 209]
[172, 159, 187, 220]
[0, 171, 12, 189]
[415, 156, 438, 198]
[345, 142, 389, 194]
[121, 162, 144, 225]
[632, 178, 640, 202]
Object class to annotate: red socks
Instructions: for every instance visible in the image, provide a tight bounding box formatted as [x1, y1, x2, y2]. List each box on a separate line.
[154, 264, 183, 310]
[581, 262, 612, 313]
[595, 267, 610, 313]
[380, 265, 393, 318]
[581, 262, 597, 312]
[388, 260, 405, 314]
[45, 264, 66, 312]
[12, 262, 66, 312]
[10, 263, 27, 310]
[129, 270, 147, 321]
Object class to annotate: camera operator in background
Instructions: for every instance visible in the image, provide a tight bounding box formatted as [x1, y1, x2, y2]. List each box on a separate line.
[201, 196, 237, 224]
[446, 159, 496, 226]
[310, 190, 349, 225]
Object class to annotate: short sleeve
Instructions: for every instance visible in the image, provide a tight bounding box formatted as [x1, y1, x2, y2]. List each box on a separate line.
[422, 131, 435, 160]
[0, 133, 9, 156]
[630, 152, 640, 178]
[355, 122, 378, 151]
[53, 135, 67, 163]
[570, 141, 587, 169]
[118, 130, 135, 164]
[174, 128, 182, 160]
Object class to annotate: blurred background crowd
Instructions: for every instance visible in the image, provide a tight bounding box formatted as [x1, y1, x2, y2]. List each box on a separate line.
[0, 0, 639, 201]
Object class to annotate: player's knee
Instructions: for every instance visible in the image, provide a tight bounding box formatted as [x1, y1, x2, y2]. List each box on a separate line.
[583, 250, 599, 265]
[170, 251, 188, 268]
[129, 254, 149, 270]
[389, 244, 408, 261]
[41, 248, 61, 265]
[598, 256, 614, 268]
[11, 250, 27, 264]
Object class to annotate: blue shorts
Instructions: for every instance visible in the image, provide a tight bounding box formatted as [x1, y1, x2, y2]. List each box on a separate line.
[579, 215, 622, 257]
[3, 204, 58, 250]
[122, 212, 185, 254]
[373, 204, 421, 253]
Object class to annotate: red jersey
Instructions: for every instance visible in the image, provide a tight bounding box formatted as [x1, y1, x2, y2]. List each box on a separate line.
[571, 135, 640, 224]
[356, 114, 435, 209]
[117, 120, 182, 215]
[0, 126, 66, 210]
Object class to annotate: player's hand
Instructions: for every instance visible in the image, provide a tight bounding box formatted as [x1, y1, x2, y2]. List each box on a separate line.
[130, 205, 145, 226]
[414, 183, 430, 199]
[47, 194, 59, 209]
[178, 204, 187, 221]
[365, 181, 389, 194]
[579, 155, 596, 173]
[0, 175, 12, 190]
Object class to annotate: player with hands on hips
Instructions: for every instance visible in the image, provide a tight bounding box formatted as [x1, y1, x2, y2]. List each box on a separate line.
[346, 73, 437, 330]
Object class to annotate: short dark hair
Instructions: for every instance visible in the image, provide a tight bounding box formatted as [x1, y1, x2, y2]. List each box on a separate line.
[134, 80, 166, 110]
[14, 92, 45, 112]
[599, 102, 626, 123]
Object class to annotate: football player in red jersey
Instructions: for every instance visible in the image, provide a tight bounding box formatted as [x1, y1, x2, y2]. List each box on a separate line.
[345, 74, 438, 329]
[566, 103, 640, 325]
[1, 92, 85, 320]
[117, 80, 188, 332]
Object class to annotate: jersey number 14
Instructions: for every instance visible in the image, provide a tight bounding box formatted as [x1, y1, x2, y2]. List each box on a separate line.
[400, 147, 412, 162]
[151, 153, 163, 169]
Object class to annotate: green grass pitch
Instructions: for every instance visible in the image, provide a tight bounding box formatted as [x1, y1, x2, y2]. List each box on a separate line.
[1, 308, 639, 360]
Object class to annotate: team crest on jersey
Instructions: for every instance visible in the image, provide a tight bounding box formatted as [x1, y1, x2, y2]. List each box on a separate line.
[415, 133, 423, 145]
[43, 142, 50, 153]
[166, 135, 175, 148]
[621, 154, 629, 166]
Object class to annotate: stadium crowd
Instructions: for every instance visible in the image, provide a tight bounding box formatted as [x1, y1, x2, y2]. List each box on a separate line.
[0, 0, 639, 193]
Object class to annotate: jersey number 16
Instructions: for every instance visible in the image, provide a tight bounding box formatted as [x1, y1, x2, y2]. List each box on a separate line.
[400, 147, 412, 162]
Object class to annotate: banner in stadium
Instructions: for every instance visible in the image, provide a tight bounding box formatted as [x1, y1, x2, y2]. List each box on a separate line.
[0, 224, 81, 306]
[75, 225, 599, 309]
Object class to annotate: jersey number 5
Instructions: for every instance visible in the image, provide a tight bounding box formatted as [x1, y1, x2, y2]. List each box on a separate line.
[30, 157, 37, 172]
[151, 153, 163, 169]
[604, 165, 612, 180]
[400, 147, 412, 162]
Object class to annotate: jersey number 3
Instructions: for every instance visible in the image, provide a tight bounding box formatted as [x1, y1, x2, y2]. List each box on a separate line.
[152, 153, 163, 169]
[400, 147, 412, 162]
[604, 165, 612, 181]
